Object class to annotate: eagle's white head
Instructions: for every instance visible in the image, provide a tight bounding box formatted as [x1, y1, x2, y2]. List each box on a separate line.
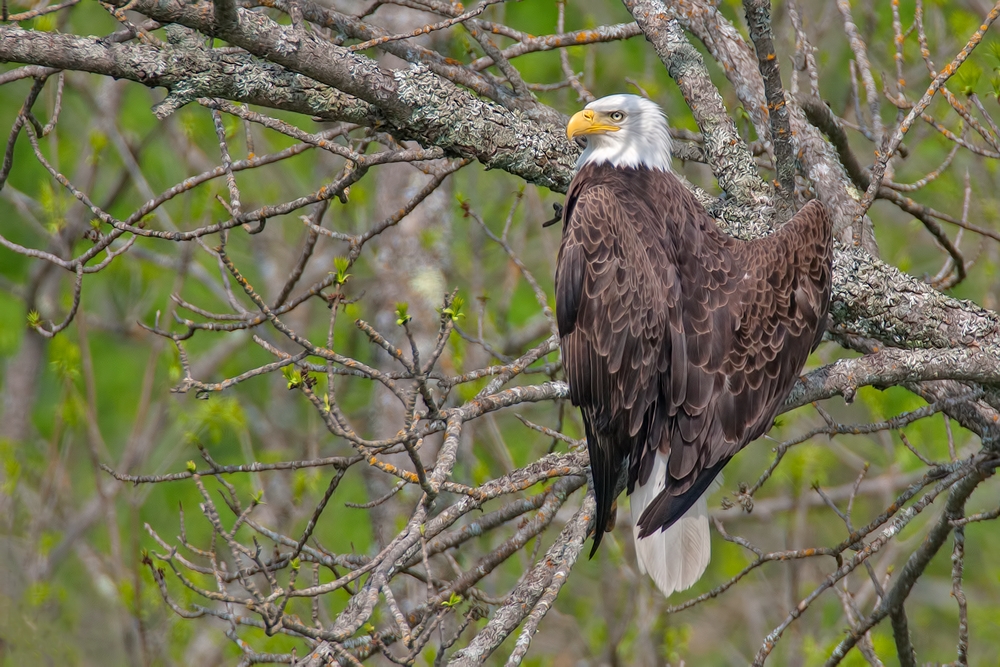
[567, 94, 673, 172]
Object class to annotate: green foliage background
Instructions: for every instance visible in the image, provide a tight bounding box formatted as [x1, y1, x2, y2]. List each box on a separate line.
[3, 0, 1000, 664]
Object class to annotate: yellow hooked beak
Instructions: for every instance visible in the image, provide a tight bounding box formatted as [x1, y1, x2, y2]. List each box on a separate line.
[566, 110, 621, 140]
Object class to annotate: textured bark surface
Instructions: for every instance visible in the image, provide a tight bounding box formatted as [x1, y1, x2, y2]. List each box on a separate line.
[3, 0, 1000, 664]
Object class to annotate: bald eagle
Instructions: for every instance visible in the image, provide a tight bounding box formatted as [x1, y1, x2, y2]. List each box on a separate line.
[556, 94, 832, 597]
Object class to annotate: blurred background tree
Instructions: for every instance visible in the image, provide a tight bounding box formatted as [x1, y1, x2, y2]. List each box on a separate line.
[3, 0, 1000, 664]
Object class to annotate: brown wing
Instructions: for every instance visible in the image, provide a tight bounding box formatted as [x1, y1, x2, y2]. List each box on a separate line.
[556, 164, 833, 549]
[634, 196, 833, 538]
[556, 171, 674, 553]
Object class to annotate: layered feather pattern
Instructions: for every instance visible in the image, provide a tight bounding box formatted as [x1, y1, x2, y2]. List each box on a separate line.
[556, 160, 833, 595]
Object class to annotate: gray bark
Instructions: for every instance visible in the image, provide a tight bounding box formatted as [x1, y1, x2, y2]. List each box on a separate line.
[4, 1, 1000, 664]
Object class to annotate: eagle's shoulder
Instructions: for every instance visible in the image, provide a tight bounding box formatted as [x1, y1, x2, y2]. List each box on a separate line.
[564, 164, 715, 242]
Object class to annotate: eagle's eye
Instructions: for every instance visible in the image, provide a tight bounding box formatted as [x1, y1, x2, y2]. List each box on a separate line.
[609, 111, 625, 122]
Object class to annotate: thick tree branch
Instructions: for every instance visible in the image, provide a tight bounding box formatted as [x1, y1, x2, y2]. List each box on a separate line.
[5, 24, 999, 368]
[150, 0, 405, 114]
[5, 1, 1000, 663]
[649, 0, 878, 250]
[250, 0, 533, 114]
[621, 0, 768, 211]
[784, 346, 1000, 410]
[829, 246, 1000, 349]
[0, 25, 578, 191]
[0, 26, 380, 122]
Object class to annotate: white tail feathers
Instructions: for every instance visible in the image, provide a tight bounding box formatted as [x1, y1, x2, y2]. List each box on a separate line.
[630, 450, 720, 597]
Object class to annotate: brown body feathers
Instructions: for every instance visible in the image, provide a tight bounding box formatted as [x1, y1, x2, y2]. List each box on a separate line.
[555, 163, 833, 556]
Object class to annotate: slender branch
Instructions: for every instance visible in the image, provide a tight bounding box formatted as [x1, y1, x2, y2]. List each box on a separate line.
[824, 465, 995, 666]
[742, 0, 795, 215]
[951, 524, 970, 666]
[853, 1, 1000, 237]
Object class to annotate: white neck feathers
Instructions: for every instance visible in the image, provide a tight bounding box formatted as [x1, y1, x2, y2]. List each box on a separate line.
[576, 95, 674, 172]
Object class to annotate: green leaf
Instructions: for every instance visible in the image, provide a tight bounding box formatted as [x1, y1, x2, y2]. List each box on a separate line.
[441, 295, 465, 321]
[33, 13, 56, 31]
[88, 129, 107, 165]
[39, 181, 65, 233]
[38, 531, 59, 557]
[956, 63, 981, 95]
[49, 336, 81, 382]
[292, 470, 320, 504]
[26, 581, 51, 607]
[441, 592, 462, 608]
[988, 40, 1000, 65]
[332, 257, 351, 286]
[224, 115, 240, 140]
[282, 365, 302, 389]
[395, 302, 411, 326]
[189, 396, 247, 443]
